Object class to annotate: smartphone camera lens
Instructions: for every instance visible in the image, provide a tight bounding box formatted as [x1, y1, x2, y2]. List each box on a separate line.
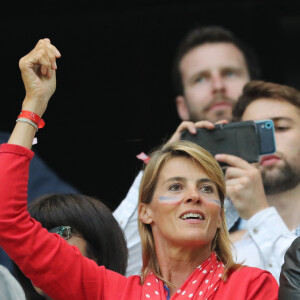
[266, 121, 272, 129]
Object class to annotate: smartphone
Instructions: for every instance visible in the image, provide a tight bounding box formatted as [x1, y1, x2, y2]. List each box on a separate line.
[255, 119, 276, 155]
[180, 120, 276, 164]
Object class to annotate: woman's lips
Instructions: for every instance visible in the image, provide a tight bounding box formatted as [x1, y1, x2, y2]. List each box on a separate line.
[260, 155, 280, 166]
[183, 218, 203, 224]
[179, 210, 205, 224]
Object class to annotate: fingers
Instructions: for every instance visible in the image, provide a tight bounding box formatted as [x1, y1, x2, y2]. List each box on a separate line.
[194, 120, 215, 130]
[216, 153, 261, 181]
[178, 121, 197, 135]
[215, 119, 229, 125]
[42, 38, 61, 58]
[35, 39, 61, 77]
[167, 121, 194, 144]
[224, 166, 246, 180]
[19, 38, 61, 78]
[178, 120, 216, 134]
[178, 120, 215, 136]
[167, 120, 216, 144]
[215, 153, 251, 169]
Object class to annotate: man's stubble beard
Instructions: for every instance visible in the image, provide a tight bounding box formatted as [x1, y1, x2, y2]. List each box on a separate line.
[261, 159, 300, 195]
[186, 93, 236, 123]
[188, 108, 234, 123]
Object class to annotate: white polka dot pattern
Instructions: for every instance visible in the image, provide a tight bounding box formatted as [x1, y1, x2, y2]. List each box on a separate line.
[141, 252, 224, 299]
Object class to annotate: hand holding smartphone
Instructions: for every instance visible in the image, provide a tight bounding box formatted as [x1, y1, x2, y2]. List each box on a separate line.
[180, 120, 276, 164]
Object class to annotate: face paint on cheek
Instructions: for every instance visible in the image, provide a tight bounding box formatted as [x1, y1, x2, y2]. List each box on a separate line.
[158, 195, 182, 205]
[204, 198, 221, 206]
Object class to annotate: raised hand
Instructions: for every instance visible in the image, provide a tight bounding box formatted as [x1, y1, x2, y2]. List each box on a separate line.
[8, 39, 61, 149]
[19, 38, 61, 117]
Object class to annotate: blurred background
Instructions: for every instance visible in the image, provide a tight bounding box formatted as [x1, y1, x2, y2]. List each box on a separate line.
[1, 0, 299, 210]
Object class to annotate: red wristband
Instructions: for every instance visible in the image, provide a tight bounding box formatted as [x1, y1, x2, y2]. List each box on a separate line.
[18, 110, 45, 129]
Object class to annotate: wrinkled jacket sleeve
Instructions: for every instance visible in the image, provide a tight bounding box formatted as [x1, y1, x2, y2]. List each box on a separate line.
[0, 132, 79, 273]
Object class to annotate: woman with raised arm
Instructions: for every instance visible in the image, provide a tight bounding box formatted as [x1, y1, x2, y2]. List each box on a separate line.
[0, 39, 278, 299]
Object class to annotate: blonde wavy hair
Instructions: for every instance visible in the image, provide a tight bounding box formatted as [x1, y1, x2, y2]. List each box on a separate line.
[138, 140, 241, 284]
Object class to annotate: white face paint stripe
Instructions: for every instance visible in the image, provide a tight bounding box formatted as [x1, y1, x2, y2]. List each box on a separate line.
[158, 196, 221, 205]
[158, 196, 182, 204]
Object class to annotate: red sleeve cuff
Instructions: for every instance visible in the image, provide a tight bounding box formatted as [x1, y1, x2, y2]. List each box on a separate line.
[0, 143, 35, 160]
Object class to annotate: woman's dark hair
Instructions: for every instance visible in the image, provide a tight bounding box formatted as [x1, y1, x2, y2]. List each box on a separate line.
[13, 193, 128, 299]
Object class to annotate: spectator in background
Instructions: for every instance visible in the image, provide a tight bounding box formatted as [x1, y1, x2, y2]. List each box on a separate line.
[172, 25, 260, 123]
[218, 80, 300, 281]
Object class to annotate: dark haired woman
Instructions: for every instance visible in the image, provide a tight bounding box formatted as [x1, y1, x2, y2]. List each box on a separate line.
[13, 193, 128, 299]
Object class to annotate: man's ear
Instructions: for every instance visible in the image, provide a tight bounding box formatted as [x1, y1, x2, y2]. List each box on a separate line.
[139, 203, 153, 224]
[176, 95, 190, 121]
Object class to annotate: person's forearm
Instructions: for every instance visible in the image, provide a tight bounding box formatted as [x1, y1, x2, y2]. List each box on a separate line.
[8, 95, 48, 149]
[8, 120, 36, 150]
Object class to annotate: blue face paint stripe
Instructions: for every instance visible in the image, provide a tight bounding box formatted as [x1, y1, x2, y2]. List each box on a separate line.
[159, 196, 180, 201]
[206, 199, 221, 206]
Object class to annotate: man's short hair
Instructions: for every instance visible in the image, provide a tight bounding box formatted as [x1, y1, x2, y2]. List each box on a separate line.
[172, 26, 261, 96]
[233, 80, 300, 121]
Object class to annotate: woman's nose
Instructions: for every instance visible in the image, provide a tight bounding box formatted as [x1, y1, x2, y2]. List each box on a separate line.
[183, 189, 201, 204]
